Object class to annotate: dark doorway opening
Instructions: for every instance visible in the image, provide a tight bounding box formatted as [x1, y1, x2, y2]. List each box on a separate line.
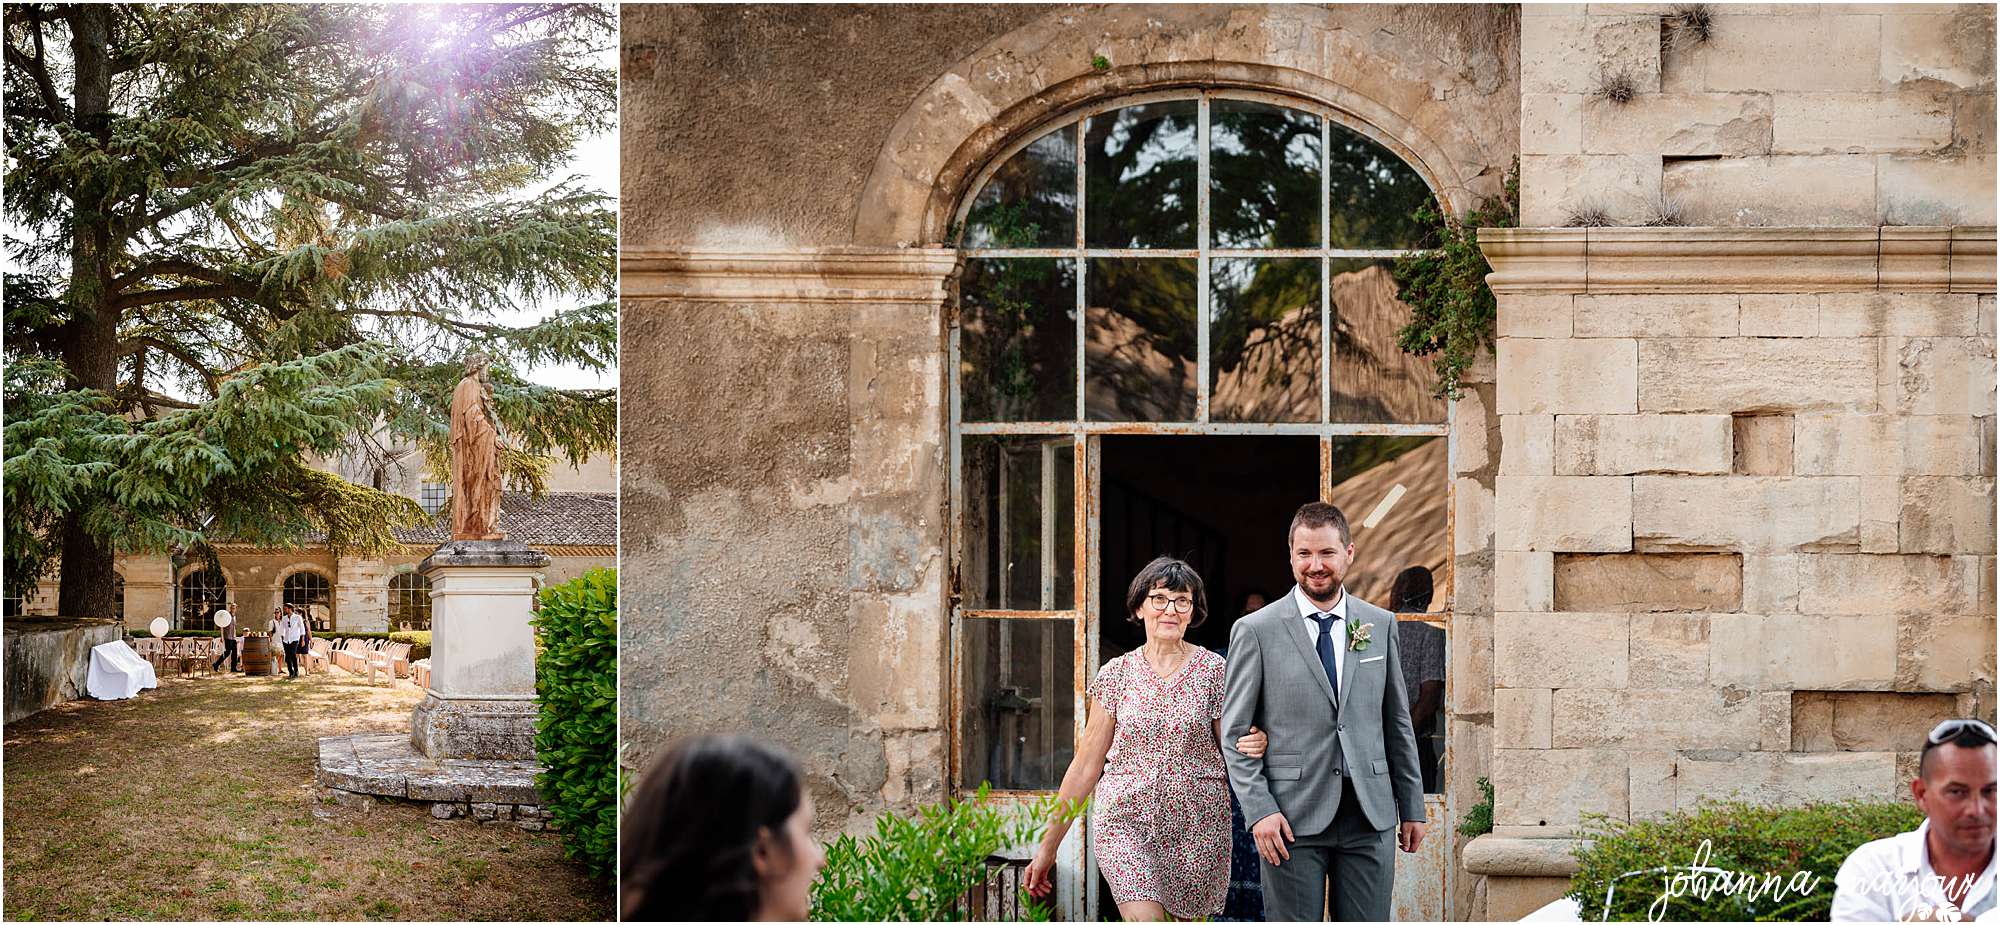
[1095, 434, 1318, 665]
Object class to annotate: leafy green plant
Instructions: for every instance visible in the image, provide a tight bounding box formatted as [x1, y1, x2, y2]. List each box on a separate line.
[388, 630, 432, 661]
[531, 567, 617, 880]
[1391, 160, 1518, 400]
[1568, 799, 1923, 922]
[809, 785, 1080, 921]
[1091, 54, 1110, 71]
[1458, 776, 1495, 838]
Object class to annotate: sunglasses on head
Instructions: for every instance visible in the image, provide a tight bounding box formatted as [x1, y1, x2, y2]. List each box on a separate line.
[1927, 718, 1998, 746]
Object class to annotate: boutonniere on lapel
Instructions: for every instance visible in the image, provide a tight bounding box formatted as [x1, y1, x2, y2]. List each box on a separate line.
[1347, 620, 1372, 652]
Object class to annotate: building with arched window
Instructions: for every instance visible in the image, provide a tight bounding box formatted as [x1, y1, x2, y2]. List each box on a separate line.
[18, 452, 615, 634]
[620, 6, 1994, 920]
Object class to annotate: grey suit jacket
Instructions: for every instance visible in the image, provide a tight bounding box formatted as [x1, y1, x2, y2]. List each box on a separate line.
[1221, 588, 1425, 836]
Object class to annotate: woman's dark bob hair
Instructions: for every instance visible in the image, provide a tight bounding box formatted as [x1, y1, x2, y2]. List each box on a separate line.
[620, 735, 803, 921]
[1125, 556, 1210, 629]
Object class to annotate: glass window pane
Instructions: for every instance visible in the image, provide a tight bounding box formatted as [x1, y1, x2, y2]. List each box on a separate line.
[959, 617, 1075, 791]
[1085, 258, 1197, 421]
[962, 436, 1077, 610]
[963, 125, 1077, 249]
[1326, 435, 1446, 609]
[1210, 258, 1321, 423]
[1327, 123, 1435, 249]
[960, 258, 1078, 423]
[1397, 617, 1448, 795]
[1085, 101, 1197, 249]
[1329, 258, 1446, 423]
[1052, 444, 1075, 608]
[1210, 100, 1322, 249]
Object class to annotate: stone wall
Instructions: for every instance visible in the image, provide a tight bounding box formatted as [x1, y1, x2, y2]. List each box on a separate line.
[1522, 3, 1996, 227]
[619, 254, 956, 835]
[4, 618, 125, 724]
[1473, 226, 1996, 918]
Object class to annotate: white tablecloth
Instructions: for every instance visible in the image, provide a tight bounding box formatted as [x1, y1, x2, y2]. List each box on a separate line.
[87, 641, 159, 700]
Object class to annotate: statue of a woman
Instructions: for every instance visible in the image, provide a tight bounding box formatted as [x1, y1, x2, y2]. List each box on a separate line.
[450, 352, 505, 540]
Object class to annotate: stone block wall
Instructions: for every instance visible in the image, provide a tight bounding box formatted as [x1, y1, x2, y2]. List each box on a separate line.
[1487, 269, 1995, 836]
[1522, 3, 1996, 227]
[4, 618, 125, 723]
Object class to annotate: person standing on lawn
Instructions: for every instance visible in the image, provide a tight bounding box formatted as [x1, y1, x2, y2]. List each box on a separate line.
[275, 603, 307, 679]
[210, 600, 239, 672]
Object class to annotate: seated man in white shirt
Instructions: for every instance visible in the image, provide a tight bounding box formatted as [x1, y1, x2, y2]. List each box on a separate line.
[1834, 718, 1996, 922]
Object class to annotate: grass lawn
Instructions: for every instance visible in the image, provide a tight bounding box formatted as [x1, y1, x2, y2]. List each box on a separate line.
[3, 664, 612, 921]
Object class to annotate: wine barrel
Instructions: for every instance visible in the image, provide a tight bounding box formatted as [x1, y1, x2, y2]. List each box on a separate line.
[243, 635, 273, 676]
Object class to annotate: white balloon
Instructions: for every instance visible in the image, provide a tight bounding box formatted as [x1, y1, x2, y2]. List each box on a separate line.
[214, 612, 233, 627]
[149, 617, 169, 638]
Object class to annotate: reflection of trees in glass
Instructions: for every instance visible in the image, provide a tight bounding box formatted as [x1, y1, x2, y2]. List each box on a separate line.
[1210, 259, 1319, 422]
[1085, 103, 1196, 248]
[1327, 125, 1437, 249]
[1211, 102, 1321, 249]
[1331, 260, 1446, 424]
[961, 253, 1075, 423]
[1086, 258, 1197, 421]
[1328, 435, 1446, 608]
[963, 127, 1076, 249]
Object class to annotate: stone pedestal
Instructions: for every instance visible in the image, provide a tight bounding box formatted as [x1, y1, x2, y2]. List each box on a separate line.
[409, 539, 548, 761]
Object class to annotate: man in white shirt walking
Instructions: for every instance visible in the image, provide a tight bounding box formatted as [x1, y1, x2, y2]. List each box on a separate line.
[1833, 718, 1996, 922]
[210, 600, 239, 672]
[275, 604, 307, 679]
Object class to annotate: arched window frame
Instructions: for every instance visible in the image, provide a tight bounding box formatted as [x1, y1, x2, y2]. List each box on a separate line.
[945, 89, 1456, 799]
[282, 569, 335, 632]
[177, 564, 228, 631]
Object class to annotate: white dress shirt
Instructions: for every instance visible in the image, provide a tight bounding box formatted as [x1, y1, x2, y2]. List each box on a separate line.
[1832, 819, 1997, 922]
[277, 613, 307, 645]
[1292, 584, 1349, 695]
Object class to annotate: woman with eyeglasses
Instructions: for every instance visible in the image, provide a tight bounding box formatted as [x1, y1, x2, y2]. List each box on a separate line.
[1023, 556, 1265, 921]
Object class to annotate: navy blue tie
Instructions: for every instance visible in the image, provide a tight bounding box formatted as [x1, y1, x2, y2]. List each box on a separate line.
[1313, 613, 1341, 710]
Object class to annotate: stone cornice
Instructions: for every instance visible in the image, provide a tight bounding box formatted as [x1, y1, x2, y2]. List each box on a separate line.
[1481, 226, 1997, 294]
[620, 247, 961, 303]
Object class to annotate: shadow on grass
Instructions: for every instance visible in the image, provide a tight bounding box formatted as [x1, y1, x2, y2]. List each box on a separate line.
[4, 670, 611, 921]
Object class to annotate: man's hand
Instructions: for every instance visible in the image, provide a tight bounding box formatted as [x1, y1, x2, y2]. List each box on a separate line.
[1398, 820, 1426, 853]
[1252, 812, 1294, 866]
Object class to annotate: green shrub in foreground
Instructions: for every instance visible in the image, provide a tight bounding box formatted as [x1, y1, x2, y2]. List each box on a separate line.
[1569, 798, 1923, 921]
[532, 567, 616, 880]
[810, 784, 1073, 922]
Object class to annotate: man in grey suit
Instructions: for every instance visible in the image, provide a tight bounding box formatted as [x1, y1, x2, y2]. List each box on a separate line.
[1222, 501, 1427, 921]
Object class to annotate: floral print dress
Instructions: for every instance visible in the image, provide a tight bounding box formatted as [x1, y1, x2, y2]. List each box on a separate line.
[1088, 647, 1231, 919]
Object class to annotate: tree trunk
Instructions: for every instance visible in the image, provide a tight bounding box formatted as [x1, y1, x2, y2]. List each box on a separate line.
[54, 4, 122, 621]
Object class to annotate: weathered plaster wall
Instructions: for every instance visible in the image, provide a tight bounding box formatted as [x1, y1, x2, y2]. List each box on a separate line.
[623, 3, 1523, 249]
[618, 288, 951, 834]
[1522, 3, 1997, 226]
[620, 4, 1049, 248]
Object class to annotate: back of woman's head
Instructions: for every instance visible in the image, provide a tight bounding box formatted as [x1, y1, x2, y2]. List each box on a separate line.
[621, 735, 803, 921]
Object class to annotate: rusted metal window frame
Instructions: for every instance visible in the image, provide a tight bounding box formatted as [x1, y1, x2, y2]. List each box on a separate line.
[948, 88, 1459, 917]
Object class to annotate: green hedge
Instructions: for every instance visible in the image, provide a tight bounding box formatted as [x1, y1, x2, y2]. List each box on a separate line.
[1569, 799, 1924, 921]
[390, 630, 431, 661]
[531, 567, 616, 880]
